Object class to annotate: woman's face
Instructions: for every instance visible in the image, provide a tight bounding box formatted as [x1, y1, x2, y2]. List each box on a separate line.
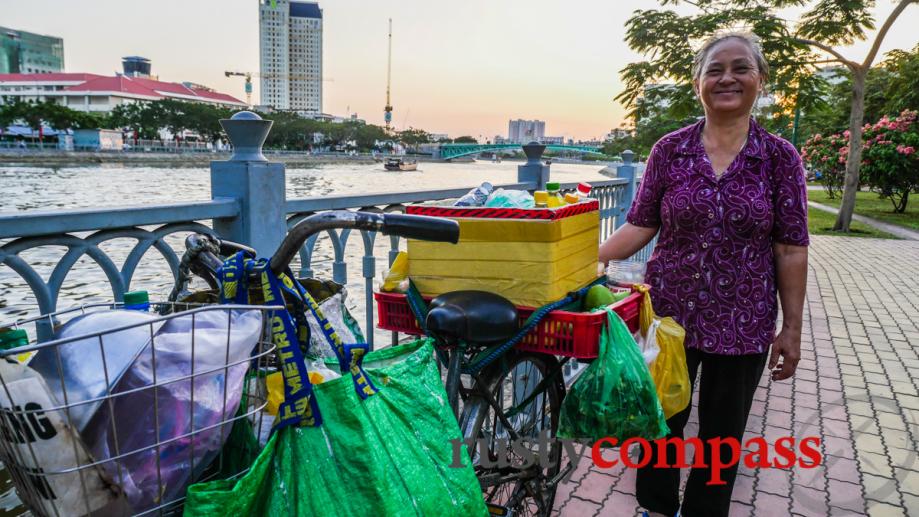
[694, 38, 763, 117]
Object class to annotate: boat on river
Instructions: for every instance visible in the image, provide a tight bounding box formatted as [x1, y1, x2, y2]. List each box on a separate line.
[384, 157, 418, 171]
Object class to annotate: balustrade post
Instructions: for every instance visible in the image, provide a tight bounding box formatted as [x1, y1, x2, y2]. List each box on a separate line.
[210, 111, 286, 256]
[615, 149, 637, 228]
[517, 142, 549, 189]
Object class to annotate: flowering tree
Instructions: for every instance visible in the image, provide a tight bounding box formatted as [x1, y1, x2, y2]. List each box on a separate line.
[861, 110, 919, 213]
[801, 133, 850, 199]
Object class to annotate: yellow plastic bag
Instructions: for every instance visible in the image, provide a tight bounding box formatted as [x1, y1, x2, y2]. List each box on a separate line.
[636, 284, 691, 419]
[381, 251, 409, 292]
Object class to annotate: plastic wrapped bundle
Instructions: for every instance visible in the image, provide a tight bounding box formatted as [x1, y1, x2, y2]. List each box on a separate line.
[558, 308, 669, 442]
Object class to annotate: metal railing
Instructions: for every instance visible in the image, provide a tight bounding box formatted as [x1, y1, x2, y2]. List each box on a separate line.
[0, 112, 651, 346]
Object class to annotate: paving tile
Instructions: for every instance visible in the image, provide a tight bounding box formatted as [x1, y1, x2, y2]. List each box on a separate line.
[826, 479, 867, 513]
[557, 496, 601, 517]
[865, 501, 905, 517]
[823, 418, 853, 440]
[574, 472, 615, 503]
[823, 435, 856, 459]
[731, 473, 755, 505]
[826, 455, 862, 484]
[861, 473, 901, 506]
[894, 468, 919, 497]
[757, 467, 792, 496]
[902, 493, 919, 516]
[753, 492, 792, 516]
[857, 450, 895, 479]
[791, 483, 830, 517]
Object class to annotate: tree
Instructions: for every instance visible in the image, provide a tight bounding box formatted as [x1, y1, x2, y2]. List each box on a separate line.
[618, 0, 918, 231]
[398, 127, 430, 152]
[452, 135, 478, 143]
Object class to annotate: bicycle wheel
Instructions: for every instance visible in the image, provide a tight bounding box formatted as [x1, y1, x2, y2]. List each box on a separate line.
[459, 351, 565, 516]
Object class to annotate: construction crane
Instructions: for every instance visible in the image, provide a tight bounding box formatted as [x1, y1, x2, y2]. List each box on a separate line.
[225, 71, 253, 106]
[224, 71, 333, 107]
[384, 18, 393, 131]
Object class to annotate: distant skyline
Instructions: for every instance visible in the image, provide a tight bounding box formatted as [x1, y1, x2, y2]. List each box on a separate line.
[2, 0, 917, 140]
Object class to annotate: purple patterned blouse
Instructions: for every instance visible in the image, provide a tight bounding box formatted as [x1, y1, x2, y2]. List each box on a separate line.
[627, 119, 809, 355]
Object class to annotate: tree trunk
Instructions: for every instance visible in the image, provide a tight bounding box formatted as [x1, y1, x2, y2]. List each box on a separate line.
[834, 67, 868, 232]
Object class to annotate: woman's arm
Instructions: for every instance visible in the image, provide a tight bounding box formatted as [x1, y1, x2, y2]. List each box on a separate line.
[599, 223, 659, 263]
[770, 243, 808, 380]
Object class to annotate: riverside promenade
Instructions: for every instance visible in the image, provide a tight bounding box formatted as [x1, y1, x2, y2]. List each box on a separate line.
[554, 235, 919, 516]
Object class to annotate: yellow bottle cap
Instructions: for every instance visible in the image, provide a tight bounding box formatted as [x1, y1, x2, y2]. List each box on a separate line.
[533, 191, 549, 206]
[564, 193, 580, 204]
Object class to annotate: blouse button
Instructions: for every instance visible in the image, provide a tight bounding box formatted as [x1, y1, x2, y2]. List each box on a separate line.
[694, 273, 700, 279]
[708, 213, 715, 219]
[702, 243, 709, 249]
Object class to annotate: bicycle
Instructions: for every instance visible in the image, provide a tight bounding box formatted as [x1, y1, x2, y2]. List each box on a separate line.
[171, 210, 592, 517]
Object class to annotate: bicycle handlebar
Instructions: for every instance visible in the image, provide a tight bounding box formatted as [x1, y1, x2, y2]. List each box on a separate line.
[269, 210, 459, 275]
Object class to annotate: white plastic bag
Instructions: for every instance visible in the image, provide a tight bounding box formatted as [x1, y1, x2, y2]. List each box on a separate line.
[81, 309, 262, 513]
[634, 318, 661, 366]
[0, 359, 124, 516]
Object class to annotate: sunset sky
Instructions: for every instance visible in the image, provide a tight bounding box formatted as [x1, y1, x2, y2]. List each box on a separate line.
[3, 0, 918, 140]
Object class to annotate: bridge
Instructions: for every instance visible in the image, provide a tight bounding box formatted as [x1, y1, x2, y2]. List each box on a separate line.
[436, 143, 606, 161]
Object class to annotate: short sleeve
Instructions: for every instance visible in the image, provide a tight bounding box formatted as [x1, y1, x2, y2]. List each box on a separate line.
[771, 141, 810, 246]
[626, 145, 665, 228]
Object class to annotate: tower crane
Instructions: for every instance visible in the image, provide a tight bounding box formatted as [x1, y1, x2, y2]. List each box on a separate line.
[384, 18, 393, 131]
[224, 71, 333, 107]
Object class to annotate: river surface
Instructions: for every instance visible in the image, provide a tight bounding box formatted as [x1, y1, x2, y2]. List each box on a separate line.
[0, 159, 610, 515]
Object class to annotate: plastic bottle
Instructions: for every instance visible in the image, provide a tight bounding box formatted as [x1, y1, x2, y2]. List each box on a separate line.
[533, 191, 549, 208]
[123, 290, 150, 311]
[545, 182, 564, 207]
[0, 328, 34, 363]
[454, 182, 494, 206]
[0, 328, 28, 350]
[576, 182, 593, 199]
[564, 193, 580, 204]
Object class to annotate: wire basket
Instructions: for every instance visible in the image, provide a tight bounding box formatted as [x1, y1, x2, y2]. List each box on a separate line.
[0, 302, 278, 516]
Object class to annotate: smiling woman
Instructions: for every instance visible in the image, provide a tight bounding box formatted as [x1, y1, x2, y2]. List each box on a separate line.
[598, 31, 810, 517]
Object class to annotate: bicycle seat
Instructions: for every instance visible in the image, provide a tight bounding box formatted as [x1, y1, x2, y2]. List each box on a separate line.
[426, 291, 519, 345]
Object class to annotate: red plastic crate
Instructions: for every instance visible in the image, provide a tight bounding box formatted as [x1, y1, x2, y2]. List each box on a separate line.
[373, 285, 644, 359]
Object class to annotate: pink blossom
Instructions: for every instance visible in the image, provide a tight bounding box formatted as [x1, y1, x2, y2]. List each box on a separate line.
[896, 145, 915, 155]
[843, 130, 851, 138]
[813, 134, 823, 142]
[838, 156, 846, 164]
[821, 156, 829, 162]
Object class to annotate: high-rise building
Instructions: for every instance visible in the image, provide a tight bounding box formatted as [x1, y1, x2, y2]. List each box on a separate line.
[0, 27, 64, 74]
[259, 0, 323, 115]
[507, 119, 545, 144]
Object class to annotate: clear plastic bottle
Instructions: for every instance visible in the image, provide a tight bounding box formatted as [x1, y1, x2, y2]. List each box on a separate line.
[454, 182, 494, 206]
[545, 182, 564, 207]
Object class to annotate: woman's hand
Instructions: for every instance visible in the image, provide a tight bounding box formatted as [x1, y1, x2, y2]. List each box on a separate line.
[769, 327, 801, 381]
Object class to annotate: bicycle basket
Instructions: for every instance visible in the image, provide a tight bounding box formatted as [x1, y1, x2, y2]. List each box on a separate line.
[0, 302, 275, 516]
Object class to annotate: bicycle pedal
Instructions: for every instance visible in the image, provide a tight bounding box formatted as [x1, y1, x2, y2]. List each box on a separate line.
[485, 503, 511, 516]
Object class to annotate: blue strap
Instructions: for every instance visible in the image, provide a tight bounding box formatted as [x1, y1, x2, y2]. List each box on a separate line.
[260, 266, 323, 428]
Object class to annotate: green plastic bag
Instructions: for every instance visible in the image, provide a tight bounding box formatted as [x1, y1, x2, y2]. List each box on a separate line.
[558, 308, 669, 441]
[183, 339, 487, 516]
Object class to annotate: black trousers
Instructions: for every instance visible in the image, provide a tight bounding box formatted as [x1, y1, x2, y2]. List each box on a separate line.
[635, 347, 768, 517]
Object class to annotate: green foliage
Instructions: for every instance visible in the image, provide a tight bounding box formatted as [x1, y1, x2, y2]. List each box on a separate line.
[801, 132, 850, 199]
[452, 135, 477, 143]
[861, 110, 919, 213]
[803, 110, 919, 212]
[0, 97, 107, 137]
[797, 45, 919, 142]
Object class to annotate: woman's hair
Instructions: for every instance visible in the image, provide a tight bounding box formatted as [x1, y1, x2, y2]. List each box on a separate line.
[691, 32, 769, 86]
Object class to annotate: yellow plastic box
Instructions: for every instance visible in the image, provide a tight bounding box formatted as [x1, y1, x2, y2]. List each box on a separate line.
[405, 201, 600, 308]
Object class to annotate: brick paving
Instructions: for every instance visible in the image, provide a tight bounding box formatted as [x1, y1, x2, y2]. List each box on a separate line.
[554, 236, 919, 516]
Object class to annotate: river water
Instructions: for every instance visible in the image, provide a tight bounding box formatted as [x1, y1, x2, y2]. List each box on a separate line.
[0, 159, 610, 515]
